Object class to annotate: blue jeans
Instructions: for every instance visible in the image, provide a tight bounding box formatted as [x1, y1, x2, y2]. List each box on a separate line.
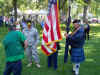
[4, 60, 22, 75]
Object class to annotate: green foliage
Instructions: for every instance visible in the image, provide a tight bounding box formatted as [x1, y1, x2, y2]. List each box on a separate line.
[18, 0, 46, 10]
[0, 0, 99, 18]
[0, 0, 47, 16]
[74, 0, 91, 6]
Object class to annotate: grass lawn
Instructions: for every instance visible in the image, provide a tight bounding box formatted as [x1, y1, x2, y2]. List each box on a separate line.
[0, 24, 100, 75]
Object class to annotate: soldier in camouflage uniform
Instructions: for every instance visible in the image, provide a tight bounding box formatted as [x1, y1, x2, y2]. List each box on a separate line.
[23, 21, 40, 68]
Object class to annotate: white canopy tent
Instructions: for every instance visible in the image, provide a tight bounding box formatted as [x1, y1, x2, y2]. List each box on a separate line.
[24, 9, 48, 15]
[10, 9, 23, 16]
[78, 13, 93, 18]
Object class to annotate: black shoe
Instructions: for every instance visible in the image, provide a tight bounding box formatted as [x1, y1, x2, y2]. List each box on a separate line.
[54, 66, 58, 70]
[72, 70, 75, 73]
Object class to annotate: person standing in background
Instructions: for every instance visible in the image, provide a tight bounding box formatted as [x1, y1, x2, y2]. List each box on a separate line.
[84, 20, 90, 40]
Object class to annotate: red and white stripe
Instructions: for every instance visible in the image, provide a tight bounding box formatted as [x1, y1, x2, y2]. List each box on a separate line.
[41, 0, 62, 56]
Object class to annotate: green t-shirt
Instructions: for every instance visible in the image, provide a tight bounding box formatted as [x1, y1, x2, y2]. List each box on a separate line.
[3, 31, 26, 62]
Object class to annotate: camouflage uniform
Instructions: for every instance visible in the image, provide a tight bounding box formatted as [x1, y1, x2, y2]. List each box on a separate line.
[23, 27, 40, 64]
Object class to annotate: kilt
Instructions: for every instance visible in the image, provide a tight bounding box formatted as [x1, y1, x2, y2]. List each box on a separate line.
[71, 47, 85, 63]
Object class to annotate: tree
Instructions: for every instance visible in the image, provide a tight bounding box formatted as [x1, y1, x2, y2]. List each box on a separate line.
[83, 0, 91, 22]
[13, 0, 17, 21]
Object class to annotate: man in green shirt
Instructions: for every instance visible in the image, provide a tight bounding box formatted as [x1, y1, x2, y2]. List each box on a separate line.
[3, 25, 28, 75]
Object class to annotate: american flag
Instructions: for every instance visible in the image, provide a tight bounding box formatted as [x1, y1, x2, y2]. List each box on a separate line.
[41, 0, 62, 56]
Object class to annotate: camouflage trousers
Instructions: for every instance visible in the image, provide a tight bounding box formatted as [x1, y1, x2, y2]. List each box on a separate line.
[26, 46, 40, 64]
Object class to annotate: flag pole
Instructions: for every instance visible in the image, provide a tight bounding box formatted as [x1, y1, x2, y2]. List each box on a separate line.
[64, 0, 71, 63]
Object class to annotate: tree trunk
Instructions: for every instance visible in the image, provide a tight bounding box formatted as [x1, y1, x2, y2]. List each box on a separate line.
[83, 0, 91, 22]
[13, 0, 17, 21]
[83, 5, 88, 22]
[2, 8, 4, 16]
